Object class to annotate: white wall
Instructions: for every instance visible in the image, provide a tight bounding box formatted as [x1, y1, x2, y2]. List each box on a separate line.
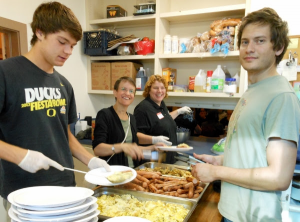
[249, 0, 300, 36]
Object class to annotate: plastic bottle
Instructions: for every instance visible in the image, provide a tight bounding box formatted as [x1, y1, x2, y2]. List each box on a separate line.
[222, 65, 231, 79]
[136, 67, 147, 91]
[75, 113, 82, 136]
[233, 73, 240, 93]
[146, 67, 151, 80]
[211, 65, 226, 93]
[206, 71, 213, 93]
[163, 34, 171, 54]
[194, 69, 206, 92]
[171, 35, 179, 54]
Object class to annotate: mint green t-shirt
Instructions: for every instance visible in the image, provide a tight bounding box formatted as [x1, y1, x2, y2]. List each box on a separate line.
[120, 118, 134, 168]
[219, 75, 300, 222]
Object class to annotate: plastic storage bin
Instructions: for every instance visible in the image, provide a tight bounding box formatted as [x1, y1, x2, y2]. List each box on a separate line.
[133, 2, 156, 15]
[83, 31, 122, 56]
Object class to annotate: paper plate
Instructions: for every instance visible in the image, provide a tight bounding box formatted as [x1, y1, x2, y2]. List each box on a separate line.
[157, 146, 193, 152]
[85, 165, 136, 186]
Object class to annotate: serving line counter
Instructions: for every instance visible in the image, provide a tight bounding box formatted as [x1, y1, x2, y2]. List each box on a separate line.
[82, 136, 223, 222]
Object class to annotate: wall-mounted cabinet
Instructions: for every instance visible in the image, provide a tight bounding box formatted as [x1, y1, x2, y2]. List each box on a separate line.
[85, 0, 249, 107]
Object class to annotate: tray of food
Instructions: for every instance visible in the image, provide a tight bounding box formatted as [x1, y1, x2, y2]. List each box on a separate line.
[112, 162, 209, 203]
[135, 162, 192, 176]
[93, 186, 197, 222]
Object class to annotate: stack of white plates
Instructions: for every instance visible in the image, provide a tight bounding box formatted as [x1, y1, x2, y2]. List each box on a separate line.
[7, 186, 99, 222]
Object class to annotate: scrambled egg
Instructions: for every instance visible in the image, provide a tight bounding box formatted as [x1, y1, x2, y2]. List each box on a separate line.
[97, 194, 189, 222]
[106, 171, 133, 183]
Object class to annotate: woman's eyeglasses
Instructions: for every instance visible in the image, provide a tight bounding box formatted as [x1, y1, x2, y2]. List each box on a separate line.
[120, 87, 135, 94]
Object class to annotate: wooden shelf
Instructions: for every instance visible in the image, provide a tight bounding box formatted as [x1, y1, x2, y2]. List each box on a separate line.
[159, 51, 239, 60]
[160, 4, 246, 22]
[89, 14, 156, 28]
[89, 54, 155, 61]
[87, 89, 242, 99]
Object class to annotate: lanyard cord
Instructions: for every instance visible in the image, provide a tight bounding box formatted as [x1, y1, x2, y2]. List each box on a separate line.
[107, 114, 130, 163]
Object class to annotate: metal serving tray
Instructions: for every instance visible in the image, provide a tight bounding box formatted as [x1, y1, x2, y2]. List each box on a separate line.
[135, 161, 191, 171]
[94, 186, 197, 222]
[134, 162, 209, 202]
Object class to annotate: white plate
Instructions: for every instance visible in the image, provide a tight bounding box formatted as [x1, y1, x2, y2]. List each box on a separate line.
[12, 186, 93, 208]
[157, 146, 193, 152]
[15, 196, 97, 216]
[17, 203, 98, 221]
[85, 166, 137, 186]
[12, 204, 88, 219]
[8, 186, 86, 211]
[10, 197, 85, 211]
[87, 217, 98, 222]
[104, 216, 151, 222]
[75, 211, 100, 222]
[9, 207, 100, 222]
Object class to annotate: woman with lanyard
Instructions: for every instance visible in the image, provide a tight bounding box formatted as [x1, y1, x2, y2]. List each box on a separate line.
[93, 76, 158, 167]
[134, 75, 192, 164]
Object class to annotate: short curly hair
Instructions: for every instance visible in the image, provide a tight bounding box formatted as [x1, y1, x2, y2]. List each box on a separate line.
[143, 75, 168, 98]
[237, 7, 290, 65]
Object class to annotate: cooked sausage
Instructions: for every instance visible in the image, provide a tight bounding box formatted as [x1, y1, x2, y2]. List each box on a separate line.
[188, 185, 194, 198]
[194, 187, 204, 193]
[123, 182, 145, 191]
[177, 188, 189, 194]
[178, 194, 188, 198]
[193, 193, 200, 198]
[148, 183, 158, 193]
[163, 184, 182, 192]
[183, 182, 193, 189]
[136, 174, 150, 184]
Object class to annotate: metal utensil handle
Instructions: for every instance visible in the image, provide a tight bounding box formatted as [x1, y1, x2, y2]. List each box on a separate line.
[189, 155, 206, 164]
[64, 167, 88, 174]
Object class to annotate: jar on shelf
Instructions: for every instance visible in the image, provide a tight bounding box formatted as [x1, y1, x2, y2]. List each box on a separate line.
[224, 78, 237, 93]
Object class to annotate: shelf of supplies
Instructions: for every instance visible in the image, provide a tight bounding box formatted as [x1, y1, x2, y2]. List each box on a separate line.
[160, 4, 246, 22]
[87, 90, 242, 99]
[89, 54, 155, 61]
[159, 51, 239, 60]
[89, 14, 156, 28]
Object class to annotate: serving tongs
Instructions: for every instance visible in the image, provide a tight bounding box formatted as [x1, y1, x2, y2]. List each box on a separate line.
[176, 152, 206, 166]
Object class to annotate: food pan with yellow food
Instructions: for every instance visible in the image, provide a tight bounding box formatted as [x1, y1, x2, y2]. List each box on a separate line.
[94, 187, 196, 222]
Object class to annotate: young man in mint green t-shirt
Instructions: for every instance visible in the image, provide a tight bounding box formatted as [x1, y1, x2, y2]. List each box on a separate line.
[191, 8, 300, 222]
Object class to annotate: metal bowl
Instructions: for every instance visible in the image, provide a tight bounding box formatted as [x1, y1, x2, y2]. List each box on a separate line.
[176, 131, 190, 144]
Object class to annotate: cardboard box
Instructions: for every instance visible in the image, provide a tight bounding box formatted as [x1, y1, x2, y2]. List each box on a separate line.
[91, 62, 111, 90]
[111, 62, 142, 89]
[162, 68, 177, 91]
[107, 5, 127, 18]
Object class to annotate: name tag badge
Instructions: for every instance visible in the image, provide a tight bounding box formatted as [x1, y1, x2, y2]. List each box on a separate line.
[157, 112, 164, 119]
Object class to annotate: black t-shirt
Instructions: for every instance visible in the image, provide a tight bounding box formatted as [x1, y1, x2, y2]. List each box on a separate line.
[0, 56, 77, 199]
[134, 97, 177, 164]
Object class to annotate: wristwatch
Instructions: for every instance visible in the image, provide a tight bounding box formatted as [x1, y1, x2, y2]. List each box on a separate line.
[111, 145, 115, 154]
